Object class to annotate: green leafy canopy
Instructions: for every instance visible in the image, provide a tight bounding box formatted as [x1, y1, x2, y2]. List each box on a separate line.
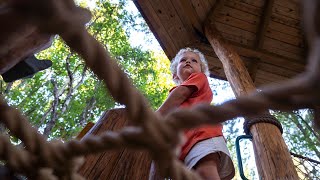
[1, 0, 173, 140]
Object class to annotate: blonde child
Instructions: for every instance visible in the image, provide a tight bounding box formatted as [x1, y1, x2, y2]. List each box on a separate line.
[157, 48, 235, 180]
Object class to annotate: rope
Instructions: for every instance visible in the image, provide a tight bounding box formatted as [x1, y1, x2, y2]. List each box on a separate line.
[0, 0, 319, 179]
[243, 114, 283, 135]
[290, 152, 320, 165]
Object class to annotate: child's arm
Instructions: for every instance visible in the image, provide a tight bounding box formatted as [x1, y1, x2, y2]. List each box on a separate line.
[157, 85, 196, 116]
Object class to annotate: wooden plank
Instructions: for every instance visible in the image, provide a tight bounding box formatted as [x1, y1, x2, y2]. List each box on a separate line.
[196, 40, 305, 74]
[265, 28, 304, 47]
[272, 2, 300, 20]
[173, 0, 202, 34]
[149, 0, 193, 50]
[268, 20, 303, 38]
[263, 37, 304, 61]
[274, 0, 300, 11]
[259, 62, 298, 78]
[271, 13, 301, 29]
[134, 0, 177, 58]
[217, 6, 259, 25]
[254, 77, 281, 87]
[255, 74, 285, 87]
[225, 0, 262, 16]
[234, 0, 265, 8]
[195, 43, 299, 84]
[263, 36, 303, 55]
[215, 12, 257, 33]
[215, 22, 256, 46]
[220, 31, 255, 46]
[262, 45, 302, 62]
[255, 70, 288, 82]
[231, 43, 305, 73]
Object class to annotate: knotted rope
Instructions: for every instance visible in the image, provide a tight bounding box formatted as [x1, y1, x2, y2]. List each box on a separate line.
[0, 0, 319, 179]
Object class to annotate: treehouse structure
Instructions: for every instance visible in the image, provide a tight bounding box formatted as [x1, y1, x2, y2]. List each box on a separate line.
[0, 0, 315, 180]
[78, 0, 306, 179]
[133, 0, 305, 179]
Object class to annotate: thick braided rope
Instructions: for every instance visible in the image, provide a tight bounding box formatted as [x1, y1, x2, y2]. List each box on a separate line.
[243, 114, 283, 135]
[0, 0, 319, 179]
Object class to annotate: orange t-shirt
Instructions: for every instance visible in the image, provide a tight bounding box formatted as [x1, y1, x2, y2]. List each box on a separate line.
[169, 73, 223, 161]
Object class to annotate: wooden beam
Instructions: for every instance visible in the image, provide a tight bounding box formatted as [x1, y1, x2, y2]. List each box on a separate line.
[204, 25, 256, 96]
[133, 0, 177, 59]
[255, 0, 275, 48]
[250, 0, 275, 83]
[0, 30, 52, 74]
[247, 58, 259, 82]
[204, 21, 299, 179]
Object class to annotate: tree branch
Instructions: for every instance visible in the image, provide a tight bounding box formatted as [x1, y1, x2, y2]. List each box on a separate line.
[43, 78, 59, 137]
[295, 111, 320, 145]
[79, 82, 100, 126]
[291, 112, 320, 158]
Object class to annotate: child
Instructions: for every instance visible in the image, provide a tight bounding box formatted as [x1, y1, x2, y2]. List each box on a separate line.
[157, 48, 235, 180]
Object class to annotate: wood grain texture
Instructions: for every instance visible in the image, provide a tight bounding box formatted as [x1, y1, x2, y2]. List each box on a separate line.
[133, 0, 306, 86]
[0, 8, 52, 74]
[78, 109, 151, 180]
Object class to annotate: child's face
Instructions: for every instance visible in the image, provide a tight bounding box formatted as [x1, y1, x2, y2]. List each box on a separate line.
[175, 51, 202, 82]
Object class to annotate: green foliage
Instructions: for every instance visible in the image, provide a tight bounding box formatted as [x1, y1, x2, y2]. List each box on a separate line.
[272, 110, 320, 159]
[1, 0, 172, 140]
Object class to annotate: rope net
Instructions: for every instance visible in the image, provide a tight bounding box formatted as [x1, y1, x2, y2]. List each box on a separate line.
[291, 152, 320, 180]
[0, 0, 319, 179]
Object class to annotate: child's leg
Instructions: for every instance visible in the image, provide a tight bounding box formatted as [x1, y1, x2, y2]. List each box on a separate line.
[193, 153, 221, 180]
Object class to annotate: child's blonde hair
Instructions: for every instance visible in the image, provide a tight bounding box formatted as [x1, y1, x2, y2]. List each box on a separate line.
[170, 47, 210, 84]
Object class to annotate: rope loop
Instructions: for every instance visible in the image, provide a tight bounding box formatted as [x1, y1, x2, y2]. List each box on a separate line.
[243, 114, 283, 135]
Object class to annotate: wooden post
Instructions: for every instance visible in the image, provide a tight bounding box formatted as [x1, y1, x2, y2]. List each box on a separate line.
[78, 108, 151, 180]
[204, 22, 299, 179]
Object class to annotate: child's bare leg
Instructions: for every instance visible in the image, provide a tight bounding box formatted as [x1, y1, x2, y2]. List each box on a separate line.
[194, 153, 220, 180]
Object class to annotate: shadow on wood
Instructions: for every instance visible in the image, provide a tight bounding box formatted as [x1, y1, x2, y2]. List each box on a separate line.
[78, 108, 152, 180]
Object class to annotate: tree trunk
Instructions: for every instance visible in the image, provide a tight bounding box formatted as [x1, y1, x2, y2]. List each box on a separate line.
[204, 22, 299, 179]
[78, 108, 151, 180]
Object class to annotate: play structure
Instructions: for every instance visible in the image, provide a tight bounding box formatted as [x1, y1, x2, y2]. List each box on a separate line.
[0, 0, 319, 179]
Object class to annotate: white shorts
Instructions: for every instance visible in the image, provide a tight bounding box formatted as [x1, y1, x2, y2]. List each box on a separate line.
[184, 136, 235, 179]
